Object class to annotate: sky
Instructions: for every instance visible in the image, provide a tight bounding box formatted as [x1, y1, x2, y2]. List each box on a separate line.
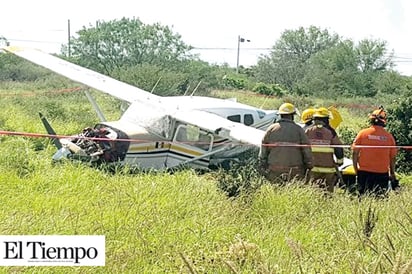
[1, 0, 412, 75]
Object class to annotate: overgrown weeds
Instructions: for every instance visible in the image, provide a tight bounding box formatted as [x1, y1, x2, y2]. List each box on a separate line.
[2, 85, 412, 272]
[213, 152, 266, 198]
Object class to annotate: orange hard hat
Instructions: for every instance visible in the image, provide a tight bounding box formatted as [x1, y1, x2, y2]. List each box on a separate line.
[369, 106, 387, 125]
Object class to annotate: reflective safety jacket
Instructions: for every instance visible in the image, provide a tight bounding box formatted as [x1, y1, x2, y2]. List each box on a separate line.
[260, 119, 313, 171]
[305, 121, 344, 173]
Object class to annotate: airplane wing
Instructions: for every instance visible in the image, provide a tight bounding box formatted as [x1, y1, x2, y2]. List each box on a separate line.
[4, 46, 266, 147]
[171, 109, 265, 147]
[3, 46, 160, 104]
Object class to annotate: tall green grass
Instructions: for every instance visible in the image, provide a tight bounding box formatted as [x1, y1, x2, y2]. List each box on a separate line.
[1, 158, 412, 273]
[1, 86, 412, 273]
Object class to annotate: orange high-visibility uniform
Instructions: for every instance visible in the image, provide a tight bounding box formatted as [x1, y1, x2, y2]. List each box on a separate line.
[352, 125, 397, 173]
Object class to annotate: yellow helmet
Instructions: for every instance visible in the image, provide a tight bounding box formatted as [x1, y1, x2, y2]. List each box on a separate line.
[301, 108, 315, 123]
[278, 103, 296, 114]
[313, 107, 330, 118]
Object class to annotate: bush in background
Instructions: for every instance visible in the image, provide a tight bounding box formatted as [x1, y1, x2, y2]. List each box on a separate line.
[387, 91, 412, 173]
[252, 83, 285, 97]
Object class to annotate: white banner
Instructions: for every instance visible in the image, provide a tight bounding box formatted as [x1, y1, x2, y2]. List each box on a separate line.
[0, 235, 105, 266]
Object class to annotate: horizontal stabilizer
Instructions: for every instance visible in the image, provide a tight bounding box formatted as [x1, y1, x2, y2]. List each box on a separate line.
[39, 112, 62, 149]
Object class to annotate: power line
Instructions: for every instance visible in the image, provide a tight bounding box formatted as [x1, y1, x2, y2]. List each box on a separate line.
[7, 38, 62, 44]
[6, 37, 412, 63]
[392, 56, 412, 60]
[193, 47, 412, 59]
[193, 47, 271, 50]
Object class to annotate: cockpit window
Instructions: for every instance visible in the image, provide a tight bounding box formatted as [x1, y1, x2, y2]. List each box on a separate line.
[244, 114, 254, 126]
[227, 114, 241, 123]
[257, 110, 265, 119]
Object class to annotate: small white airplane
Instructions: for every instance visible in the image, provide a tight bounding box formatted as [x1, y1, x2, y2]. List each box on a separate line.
[3, 46, 357, 189]
[3, 46, 279, 171]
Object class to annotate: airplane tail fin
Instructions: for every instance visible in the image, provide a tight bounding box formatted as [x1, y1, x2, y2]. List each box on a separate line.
[328, 106, 343, 129]
[39, 113, 62, 149]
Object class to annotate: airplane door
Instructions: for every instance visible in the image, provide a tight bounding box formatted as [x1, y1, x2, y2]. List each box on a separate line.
[170, 124, 213, 169]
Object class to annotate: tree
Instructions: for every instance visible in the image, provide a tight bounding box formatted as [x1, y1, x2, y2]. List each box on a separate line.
[373, 70, 409, 95]
[253, 26, 398, 98]
[297, 40, 361, 96]
[356, 39, 394, 72]
[59, 17, 219, 96]
[64, 17, 194, 75]
[254, 26, 340, 90]
[110, 59, 223, 96]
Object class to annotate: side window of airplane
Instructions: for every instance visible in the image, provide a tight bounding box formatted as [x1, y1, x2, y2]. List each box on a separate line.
[257, 110, 266, 119]
[174, 125, 213, 151]
[244, 114, 254, 126]
[227, 114, 241, 123]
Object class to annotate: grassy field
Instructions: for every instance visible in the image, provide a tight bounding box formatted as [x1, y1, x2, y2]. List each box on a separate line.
[1, 84, 412, 273]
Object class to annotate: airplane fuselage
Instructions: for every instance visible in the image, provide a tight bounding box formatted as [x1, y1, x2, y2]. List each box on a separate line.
[54, 107, 261, 171]
[162, 96, 278, 130]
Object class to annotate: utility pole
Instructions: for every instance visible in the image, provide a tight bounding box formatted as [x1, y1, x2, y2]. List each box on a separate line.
[67, 19, 71, 58]
[236, 35, 241, 73]
[236, 35, 250, 73]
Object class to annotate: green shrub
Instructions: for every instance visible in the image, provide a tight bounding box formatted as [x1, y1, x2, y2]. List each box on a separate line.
[214, 151, 266, 197]
[387, 92, 412, 173]
[252, 82, 285, 96]
[223, 75, 247, 90]
[271, 84, 285, 97]
[337, 126, 358, 158]
[253, 83, 272, 95]
[0, 54, 51, 81]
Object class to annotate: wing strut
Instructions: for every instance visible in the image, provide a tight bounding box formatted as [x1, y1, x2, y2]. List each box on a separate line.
[150, 77, 162, 94]
[171, 145, 232, 170]
[190, 81, 202, 96]
[84, 89, 107, 122]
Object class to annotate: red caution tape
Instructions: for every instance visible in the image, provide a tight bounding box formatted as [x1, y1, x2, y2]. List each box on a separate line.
[1, 130, 412, 150]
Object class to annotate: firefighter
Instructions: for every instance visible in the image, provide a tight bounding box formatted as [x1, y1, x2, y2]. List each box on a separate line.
[305, 107, 344, 192]
[259, 103, 313, 183]
[301, 108, 315, 130]
[352, 106, 397, 196]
